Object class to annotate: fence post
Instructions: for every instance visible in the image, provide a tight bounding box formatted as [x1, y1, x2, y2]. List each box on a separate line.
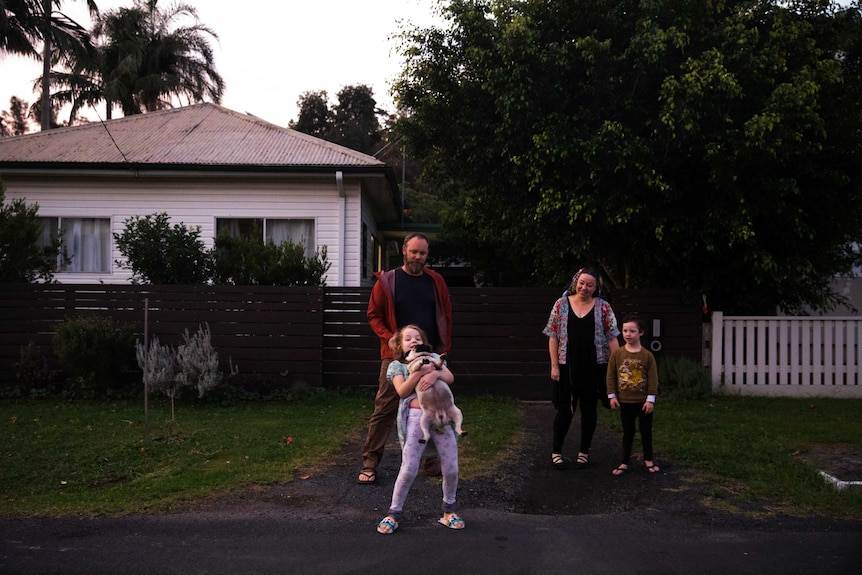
[710, 311, 724, 391]
[143, 298, 149, 442]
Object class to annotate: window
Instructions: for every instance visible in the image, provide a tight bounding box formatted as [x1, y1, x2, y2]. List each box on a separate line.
[216, 218, 315, 257]
[39, 217, 111, 273]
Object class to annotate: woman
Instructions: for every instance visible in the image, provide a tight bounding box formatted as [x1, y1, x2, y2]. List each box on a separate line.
[542, 267, 620, 469]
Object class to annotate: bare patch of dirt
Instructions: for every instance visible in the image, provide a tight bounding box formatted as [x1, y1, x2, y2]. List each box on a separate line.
[795, 443, 862, 481]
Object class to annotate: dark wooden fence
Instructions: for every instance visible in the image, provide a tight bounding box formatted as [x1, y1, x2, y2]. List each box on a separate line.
[0, 284, 703, 400]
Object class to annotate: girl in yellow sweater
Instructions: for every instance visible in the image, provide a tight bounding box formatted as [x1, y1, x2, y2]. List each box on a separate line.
[606, 314, 660, 476]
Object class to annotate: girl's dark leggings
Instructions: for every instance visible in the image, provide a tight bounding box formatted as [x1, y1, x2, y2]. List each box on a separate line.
[619, 401, 654, 464]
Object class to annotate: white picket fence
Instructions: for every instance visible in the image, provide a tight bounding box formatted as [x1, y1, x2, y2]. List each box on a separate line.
[710, 312, 862, 397]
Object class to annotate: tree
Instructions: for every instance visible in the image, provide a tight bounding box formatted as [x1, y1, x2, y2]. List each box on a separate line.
[113, 213, 211, 284]
[393, 0, 862, 313]
[38, 0, 98, 129]
[0, 0, 97, 130]
[0, 181, 62, 282]
[0, 96, 32, 136]
[45, 0, 225, 122]
[289, 84, 383, 155]
[330, 84, 382, 155]
[289, 90, 331, 139]
[94, 0, 224, 117]
[0, 0, 43, 57]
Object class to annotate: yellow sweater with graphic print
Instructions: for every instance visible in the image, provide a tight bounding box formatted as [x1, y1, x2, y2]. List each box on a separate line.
[606, 347, 659, 403]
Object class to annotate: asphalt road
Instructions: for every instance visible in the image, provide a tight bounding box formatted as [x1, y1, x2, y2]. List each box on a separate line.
[2, 403, 860, 575]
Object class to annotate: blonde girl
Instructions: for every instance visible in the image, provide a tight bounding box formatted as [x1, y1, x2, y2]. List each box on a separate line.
[376, 324, 463, 534]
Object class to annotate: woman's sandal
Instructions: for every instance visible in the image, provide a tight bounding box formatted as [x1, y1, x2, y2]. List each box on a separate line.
[377, 516, 398, 534]
[575, 453, 590, 468]
[612, 464, 630, 476]
[357, 467, 377, 484]
[438, 513, 465, 530]
[645, 463, 662, 474]
[551, 454, 571, 470]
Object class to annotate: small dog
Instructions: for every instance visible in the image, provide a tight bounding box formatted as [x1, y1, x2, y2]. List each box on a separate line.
[406, 344, 466, 444]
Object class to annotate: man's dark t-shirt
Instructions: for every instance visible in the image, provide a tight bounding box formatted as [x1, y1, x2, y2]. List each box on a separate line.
[393, 268, 440, 349]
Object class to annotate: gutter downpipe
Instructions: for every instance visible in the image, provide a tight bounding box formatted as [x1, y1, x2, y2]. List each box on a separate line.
[336, 171, 346, 286]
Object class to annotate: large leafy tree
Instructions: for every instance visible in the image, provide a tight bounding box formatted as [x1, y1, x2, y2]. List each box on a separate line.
[330, 84, 383, 154]
[290, 90, 332, 139]
[290, 84, 382, 155]
[393, 0, 862, 313]
[48, 0, 224, 121]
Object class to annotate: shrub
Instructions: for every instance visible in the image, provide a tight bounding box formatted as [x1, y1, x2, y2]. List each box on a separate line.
[0, 184, 63, 283]
[136, 336, 176, 393]
[53, 315, 137, 398]
[175, 323, 237, 398]
[211, 225, 331, 286]
[114, 212, 211, 284]
[136, 336, 181, 417]
[12, 342, 59, 397]
[658, 355, 713, 401]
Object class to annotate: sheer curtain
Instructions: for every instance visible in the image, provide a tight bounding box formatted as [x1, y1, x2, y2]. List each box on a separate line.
[60, 218, 110, 272]
[266, 219, 315, 258]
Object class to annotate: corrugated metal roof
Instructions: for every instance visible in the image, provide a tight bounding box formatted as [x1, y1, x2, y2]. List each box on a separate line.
[0, 103, 385, 168]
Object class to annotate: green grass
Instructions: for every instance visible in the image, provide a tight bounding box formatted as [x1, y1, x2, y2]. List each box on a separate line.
[2, 393, 861, 519]
[600, 396, 862, 518]
[0, 393, 520, 517]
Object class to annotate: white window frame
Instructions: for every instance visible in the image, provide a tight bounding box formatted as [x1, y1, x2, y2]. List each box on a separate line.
[216, 218, 315, 258]
[39, 216, 112, 273]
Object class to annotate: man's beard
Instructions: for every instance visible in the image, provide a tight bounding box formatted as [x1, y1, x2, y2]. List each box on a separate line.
[403, 260, 424, 275]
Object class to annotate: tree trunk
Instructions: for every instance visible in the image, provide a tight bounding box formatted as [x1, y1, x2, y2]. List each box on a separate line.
[40, 0, 52, 131]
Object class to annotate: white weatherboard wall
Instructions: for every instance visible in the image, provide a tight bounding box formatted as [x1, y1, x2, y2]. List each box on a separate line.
[710, 312, 862, 398]
[7, 170, 370, 286]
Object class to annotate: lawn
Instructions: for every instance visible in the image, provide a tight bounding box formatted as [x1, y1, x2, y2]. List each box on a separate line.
[0, 392, 518, 517]
[601, 395, 862, 518]
[2, 392, 860, 518]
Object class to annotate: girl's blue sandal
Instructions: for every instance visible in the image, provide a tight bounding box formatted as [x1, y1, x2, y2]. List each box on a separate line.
[438, 513, 465, 530]
[377, 516, 398, 534]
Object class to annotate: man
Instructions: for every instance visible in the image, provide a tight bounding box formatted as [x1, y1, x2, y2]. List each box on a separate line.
[358, 233, 452, 484]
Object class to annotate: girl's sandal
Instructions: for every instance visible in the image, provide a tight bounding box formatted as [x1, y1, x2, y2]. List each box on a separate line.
[551, 454, 571, 470]
[377, 516, 398, 534]
[438, 513, 465, 530]
[575, 453, 590, 468]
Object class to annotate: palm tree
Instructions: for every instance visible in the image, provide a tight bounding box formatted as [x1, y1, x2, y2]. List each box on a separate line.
[0, 0, 97, 130]
[39, 0, 99, 129]
[0, 0, 42, 56]
[94, 0, 224, 117]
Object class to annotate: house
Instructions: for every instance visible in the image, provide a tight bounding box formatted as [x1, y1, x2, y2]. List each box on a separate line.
[0, 103, 401, 286]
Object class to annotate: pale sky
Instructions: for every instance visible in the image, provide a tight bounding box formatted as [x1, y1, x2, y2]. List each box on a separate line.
[0, 0, 445, 128]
